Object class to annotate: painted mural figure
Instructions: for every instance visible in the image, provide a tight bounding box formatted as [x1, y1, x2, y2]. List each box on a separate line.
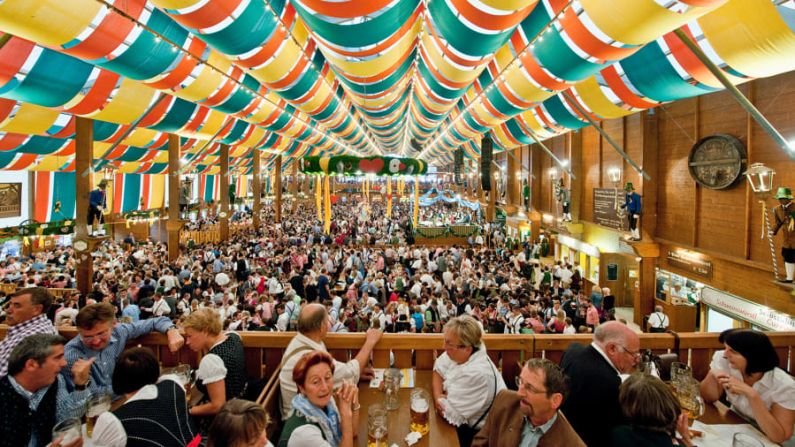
[772, 187, 795, 283]
[621, 182, 642, 241]
[522, 179, 531, 212]
[88, 179, 107, 236]
[555, 178, 572, 222]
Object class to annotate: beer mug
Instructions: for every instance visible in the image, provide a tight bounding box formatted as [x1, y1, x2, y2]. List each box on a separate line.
[676, 377, 704, 424]
[367, 404, 388, 447]
[174, 364, 193, 401]
[410, 388, 431, 435]
[383, 368, 402, 411]
[52, 418, 81, 445]
[86, 393, 111, 438]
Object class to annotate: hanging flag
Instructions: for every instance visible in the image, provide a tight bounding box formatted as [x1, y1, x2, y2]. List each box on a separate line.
[34, 171, 76, 222]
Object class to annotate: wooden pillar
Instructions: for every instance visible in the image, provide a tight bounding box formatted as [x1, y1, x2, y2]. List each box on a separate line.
[167, 134, 181, 261]
[291, 163, 299, 212]
[252, 149, 262, 228]
[632, 109, 661, 326]
[219, 144, 230, 240]
[74, 117, 93, 299]
[569, 131, 583, 222]
[274, 154, 282, 223]
[487, 162, 496, 222]
[507, 149, 519, 207]
[636, 255, 657, 327]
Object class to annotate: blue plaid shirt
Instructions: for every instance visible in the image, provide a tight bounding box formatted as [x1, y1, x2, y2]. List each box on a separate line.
[62, 317, 174, 397]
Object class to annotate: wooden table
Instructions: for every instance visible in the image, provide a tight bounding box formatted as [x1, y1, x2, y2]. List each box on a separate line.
[357, 370, 459, 447]
[700, 400, 746, 425]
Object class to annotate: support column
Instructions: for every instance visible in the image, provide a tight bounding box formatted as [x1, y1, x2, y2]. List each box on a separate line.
[167, 134, 181, 261]
[487, 162, 496, 222]
[274, 154, 282, 223]
[219, 144, 230, 240]
[569, 131, 584, 222]
[252, 149, 262, 228]
[74, 117, 93, 299]
[507, 148, 519, 207]
[291, 163, 299, 212]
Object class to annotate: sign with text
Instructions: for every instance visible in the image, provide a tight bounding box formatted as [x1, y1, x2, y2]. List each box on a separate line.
[593, 188, 627, 231]
[702, 287, 795, 331]
[0, 183, 21, 218]
[667, 249, 713, 278]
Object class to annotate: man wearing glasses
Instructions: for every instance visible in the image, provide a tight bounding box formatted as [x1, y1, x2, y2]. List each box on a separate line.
[62, 303, 184, 397]
[472, 358, 584, 447]
[559, 321, 640, 447]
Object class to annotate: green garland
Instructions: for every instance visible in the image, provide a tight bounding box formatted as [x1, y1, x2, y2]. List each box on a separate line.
[414, 225, 480, 238]
[300, 156, 428, 176]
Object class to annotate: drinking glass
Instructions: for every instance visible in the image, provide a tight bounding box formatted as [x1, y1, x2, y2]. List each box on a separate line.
[86, 393, 111, 438]
[732, 433, 764, 447]
[676, 377, 704, 424]
[174, 364, 193, 400]
[410, 388, 431, 435]
[367, 404, 388, 447]
[52, 418, 81, 445]
[383, 368, 402, 411]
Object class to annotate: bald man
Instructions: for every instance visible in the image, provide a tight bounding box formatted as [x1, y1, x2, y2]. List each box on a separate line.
[279, 303, 382, 419]
[559, 321, 640, 447]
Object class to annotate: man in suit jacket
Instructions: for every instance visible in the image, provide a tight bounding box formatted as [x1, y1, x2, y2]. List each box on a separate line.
[473, 358, 585, 447]
[560, 321, 640, 447]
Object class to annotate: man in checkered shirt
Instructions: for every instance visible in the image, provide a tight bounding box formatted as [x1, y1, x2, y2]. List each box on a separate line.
[0, 287, 58, 377]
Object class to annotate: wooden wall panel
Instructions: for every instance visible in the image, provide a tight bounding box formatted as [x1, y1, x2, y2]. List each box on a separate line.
[624, 114, 643, 195]
[748, 73, 795, 266]
[656, 98, 698, 243]
[532, 71, 795, 317]
[695, 86, 748, 257]
[581, 126, 600, 222]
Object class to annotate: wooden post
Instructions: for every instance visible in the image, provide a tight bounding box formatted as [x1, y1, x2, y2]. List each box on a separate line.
[167, 134, 182, 262]
[274, 155, 282, 223]
[291, 162, 299, 212]
[569, 131, 583, 222]
[74, 117, 93, 298]
[252, 149, 262, 228]
[507, 148, 519, 207]
[487, 162, 496, 222]
[219, 144, 230, 240]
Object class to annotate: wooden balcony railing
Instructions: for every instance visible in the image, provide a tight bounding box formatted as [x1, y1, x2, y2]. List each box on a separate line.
[0, 286, 78, 298]
[2, 327, 792, 385]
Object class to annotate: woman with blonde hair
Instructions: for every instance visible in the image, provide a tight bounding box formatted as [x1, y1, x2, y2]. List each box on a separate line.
[432, 315, 506, 447]
[182, 308, 247, 422]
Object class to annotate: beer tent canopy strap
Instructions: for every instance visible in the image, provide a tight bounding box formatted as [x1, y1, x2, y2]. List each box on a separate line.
[299, 156, 428, 177]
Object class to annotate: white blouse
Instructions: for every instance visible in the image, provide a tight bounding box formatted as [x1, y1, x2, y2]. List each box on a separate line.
[709, 351, 795, 420]
[433, 345, 507, 428]
[195, 338, 230, 385]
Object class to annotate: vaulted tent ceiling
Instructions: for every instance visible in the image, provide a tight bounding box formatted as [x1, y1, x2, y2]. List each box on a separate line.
[0, 0, 794, 175]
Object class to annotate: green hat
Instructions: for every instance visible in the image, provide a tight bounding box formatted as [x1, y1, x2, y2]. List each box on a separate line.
[624, 182, 635, 192]
[774, 187, 793, 200]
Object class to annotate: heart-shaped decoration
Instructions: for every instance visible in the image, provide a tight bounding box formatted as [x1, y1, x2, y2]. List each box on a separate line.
[359, 158, 384, 173]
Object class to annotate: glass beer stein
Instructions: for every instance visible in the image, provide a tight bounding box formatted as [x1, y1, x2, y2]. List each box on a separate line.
[86, 393, 111, 438]
[383, 368, 402, 410]
[367, 404, 388, 447]
[410, 388, 431, 435]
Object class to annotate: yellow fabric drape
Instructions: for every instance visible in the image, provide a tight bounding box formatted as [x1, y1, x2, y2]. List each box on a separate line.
[386, 177, 392, 218]
[315, 175, 322, 222]
[324, 175, 331, 234]
[398, 178, 405, 196]
[413, 176, 419, 228]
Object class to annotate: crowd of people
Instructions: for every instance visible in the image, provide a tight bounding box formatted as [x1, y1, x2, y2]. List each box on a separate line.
[0, 197, 793, 447]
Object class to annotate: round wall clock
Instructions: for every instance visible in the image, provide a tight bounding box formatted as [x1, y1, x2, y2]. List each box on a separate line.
[688, 134, 747, 190]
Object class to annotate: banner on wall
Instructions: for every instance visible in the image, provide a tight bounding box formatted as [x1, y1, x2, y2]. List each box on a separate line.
[701, 287, 795, 331]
